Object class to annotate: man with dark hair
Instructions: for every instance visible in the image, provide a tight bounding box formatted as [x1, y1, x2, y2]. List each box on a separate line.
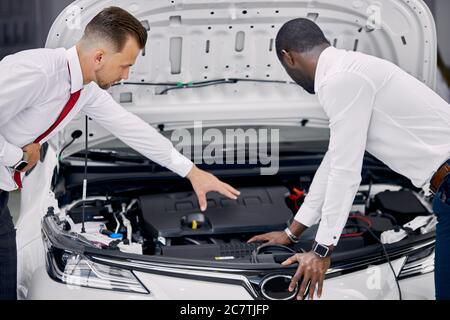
[249, 18, 450, 300]
[0, 6, 240, 300]
[274, 18, 330, 94]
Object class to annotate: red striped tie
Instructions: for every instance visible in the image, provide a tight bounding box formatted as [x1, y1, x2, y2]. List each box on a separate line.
[13, 90, 81, 189]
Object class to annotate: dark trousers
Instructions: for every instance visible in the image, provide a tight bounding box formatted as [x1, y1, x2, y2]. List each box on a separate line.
[433, 163, 450, 300]
[0, 190, 17, 300]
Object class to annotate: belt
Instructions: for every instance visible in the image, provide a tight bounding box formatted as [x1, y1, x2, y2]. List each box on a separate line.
[430, 160, 450, 194]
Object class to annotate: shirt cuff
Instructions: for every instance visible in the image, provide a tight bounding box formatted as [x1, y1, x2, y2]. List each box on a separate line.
[165, 148, 194, 177]
[294, 204, 321, 228]
[1, 141, 23, 167]
[314, 223, 342, 246]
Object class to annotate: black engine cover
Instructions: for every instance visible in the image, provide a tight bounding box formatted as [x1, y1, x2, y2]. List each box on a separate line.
[139, 186, 292, 238]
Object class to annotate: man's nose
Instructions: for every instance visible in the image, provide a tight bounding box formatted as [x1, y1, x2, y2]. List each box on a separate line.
[122, 69, 130, 80]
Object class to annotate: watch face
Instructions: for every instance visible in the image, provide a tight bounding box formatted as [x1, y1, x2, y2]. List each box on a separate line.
[314, 244, 329, 257]
[15, 161, 28, 171]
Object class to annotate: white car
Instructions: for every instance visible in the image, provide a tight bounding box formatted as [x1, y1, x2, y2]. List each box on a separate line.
[16, 0, 437, 300]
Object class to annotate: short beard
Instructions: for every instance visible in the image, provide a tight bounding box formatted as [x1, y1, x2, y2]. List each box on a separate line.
[294, 78, 315, 94]
[95, 70, 112, 90]
[284, 66, 315, 95]
[98, 82, 111, 90]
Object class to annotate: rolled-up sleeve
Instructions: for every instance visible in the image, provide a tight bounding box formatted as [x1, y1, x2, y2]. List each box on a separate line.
[313, 72, 376, 246]
[81, 87, 193, 177]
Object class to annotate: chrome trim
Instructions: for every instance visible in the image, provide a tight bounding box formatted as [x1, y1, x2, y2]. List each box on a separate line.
[88, 239, 436, 277]
[326, 239, 435, 276]
[398, 251, 435, 280]
[90, 256, 259, 298]
[260, 274, 298, 301]
[87, 238, 436, 299]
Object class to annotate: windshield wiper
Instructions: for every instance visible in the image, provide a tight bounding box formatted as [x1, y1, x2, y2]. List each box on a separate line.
[115, 78, 296, 95]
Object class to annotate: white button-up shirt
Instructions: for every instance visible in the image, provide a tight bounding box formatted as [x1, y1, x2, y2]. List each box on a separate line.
[0, 46, 193, 191]
[295, 46, 450, 246]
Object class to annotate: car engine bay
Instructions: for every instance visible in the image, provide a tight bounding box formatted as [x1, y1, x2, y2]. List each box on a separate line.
[57, 180, 436, 263]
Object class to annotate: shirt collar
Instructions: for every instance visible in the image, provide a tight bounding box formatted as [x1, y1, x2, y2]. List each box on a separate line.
[314, 46, 339, 93]
[66, 46, 84, 94]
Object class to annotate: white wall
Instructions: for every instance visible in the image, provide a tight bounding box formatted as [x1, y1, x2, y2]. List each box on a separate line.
[424, 0, 450, 66]
[434, 0, 450, 66]
[38, 0, 74, 46]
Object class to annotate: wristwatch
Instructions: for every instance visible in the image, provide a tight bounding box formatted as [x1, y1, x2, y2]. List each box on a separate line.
[284, 227, 300, 243]
[312, 241, 333, 258]
[11, 152, 29, 171]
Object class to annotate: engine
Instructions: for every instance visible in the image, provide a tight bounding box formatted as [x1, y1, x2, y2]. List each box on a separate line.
[62, 183, 433, 261]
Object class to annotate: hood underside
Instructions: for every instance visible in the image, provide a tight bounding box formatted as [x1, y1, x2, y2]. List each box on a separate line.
[45, 0, 437, 156]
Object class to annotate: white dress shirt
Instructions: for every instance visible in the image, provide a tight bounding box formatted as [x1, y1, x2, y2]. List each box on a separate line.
[0, 46, 193, 191]
[294, 46, 450, 246]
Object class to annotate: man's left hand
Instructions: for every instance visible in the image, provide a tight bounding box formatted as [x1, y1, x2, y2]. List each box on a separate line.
[186, 165, 240, 211]
[281, 251, 331, 300]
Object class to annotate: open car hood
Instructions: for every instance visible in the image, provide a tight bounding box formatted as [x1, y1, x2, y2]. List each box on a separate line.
[45, 0, 437, 157]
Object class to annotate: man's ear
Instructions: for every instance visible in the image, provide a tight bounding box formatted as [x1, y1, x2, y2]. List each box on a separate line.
[281, 49, 295, 67]
[93, 49, 105, 67]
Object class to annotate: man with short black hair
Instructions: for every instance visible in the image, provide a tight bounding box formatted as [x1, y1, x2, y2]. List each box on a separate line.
[0, 6, 240, 300]
[249, 18, 450, 300]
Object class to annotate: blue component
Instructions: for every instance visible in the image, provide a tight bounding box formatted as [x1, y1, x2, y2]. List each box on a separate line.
[109, 233, 123, 239]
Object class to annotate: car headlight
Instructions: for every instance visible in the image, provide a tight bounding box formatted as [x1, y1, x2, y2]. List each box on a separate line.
[398, 245, 434, 280]
[45, 247, 149, 294]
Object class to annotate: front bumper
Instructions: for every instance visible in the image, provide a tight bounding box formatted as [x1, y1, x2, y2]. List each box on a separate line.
[23, 260, 434, 300]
